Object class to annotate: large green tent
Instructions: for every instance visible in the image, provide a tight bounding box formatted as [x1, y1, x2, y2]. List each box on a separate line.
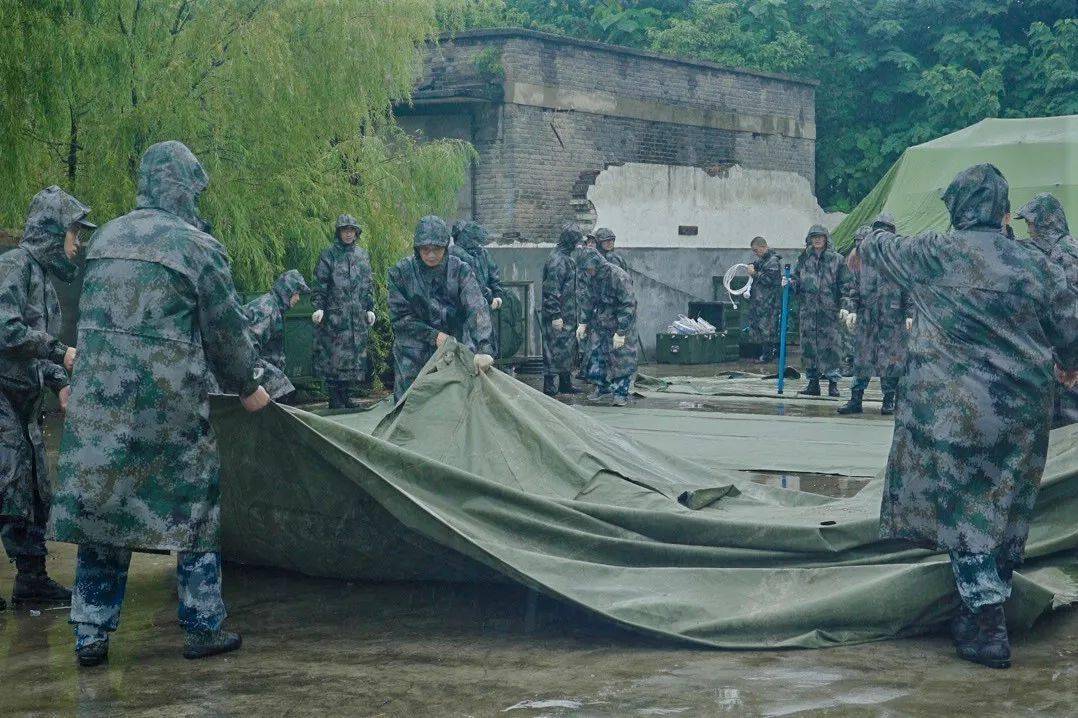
[833, 115, 1077, 251]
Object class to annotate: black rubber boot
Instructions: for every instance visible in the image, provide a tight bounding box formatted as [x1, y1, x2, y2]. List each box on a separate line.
[881, 391, 896, 415]
[828, 380, 840, 397]
[183, 629, 242, 660]
[559, 372, 581, 395]
[542, 375, 558, 396]
[12, 556, 71, 605]
[951, 602, 978, 650]
[957, 604, 1011, 669]
[798, 379, 821, 396]
[76, 640, 109, 667]
[837, 388, 864, 414]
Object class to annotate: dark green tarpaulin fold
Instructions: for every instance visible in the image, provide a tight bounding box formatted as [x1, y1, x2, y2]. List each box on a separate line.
[214, 342, 1078, 649]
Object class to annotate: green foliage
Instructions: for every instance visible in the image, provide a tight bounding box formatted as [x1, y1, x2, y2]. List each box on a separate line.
[469, 0, 1077, 211]
[472, 47, 506, 79]
[1, 0, 475, 293]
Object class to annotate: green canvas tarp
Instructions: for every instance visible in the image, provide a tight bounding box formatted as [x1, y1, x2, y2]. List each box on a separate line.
[833, 115, 1078, 251]
[213, 342, 1078, 649]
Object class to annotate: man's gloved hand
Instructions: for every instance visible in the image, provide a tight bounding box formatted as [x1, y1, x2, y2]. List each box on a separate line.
[63, 347, 76, 373]
[311, 309, 324, 325]
[490, 297, 502, 310]
[1055, 364, 1078, 389]
[366, 310, 376, 325]
[552, 318, 564, 332]
[612, 333, 626, 349]
[845, 312, 857, 331]
[576, 323, 587, 341]
[241, 386, 272, 413]
[746, 265, 757, 276]
[474, 353, 494, 374]
[905, 317, 913, 332]
[781, 277, 790, 288]
[435, 332, 450, 348]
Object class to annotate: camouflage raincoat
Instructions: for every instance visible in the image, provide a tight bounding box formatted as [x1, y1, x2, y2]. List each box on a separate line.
[541, 224, 583, 375]
[312, 215, 375, 382]
[1015, 193, 1078, 426]
[747, 248, 783, 345]
[578, 249, 638, 383]
[450, 221, 504, 305]
[845, 221, 912, 380]
[859, 164, 1078, 564]
[594, 228, 628, 272]
[0, 187, 90, 523]
[791, 226, 850, 377]
[50, 141, 261, 552]
[245, 269, 310, 399]
[388, 216, 492, 401]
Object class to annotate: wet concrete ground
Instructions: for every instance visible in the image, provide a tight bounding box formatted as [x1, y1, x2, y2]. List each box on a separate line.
[3, 365, 1077, 716]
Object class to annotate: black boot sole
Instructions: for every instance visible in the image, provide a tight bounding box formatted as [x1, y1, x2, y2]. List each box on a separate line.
[955, 646, 1011, 669]
[836, 407, 863, 414]
[184, 637, 242, 660]
[76, 642, 109, 667]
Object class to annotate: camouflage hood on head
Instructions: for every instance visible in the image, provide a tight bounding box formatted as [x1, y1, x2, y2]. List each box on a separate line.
[872, 211, 896, 232]
[22, 185, 94, 283]
[272, 269, 310, 308]
[136, 141, 210, 231]
[414, 215, 451, 249]
[1015, 193, 1070, 243]
[577, 246, 608, 274]
[942, 163, 1009, 231]
[558, 223, 583, 251]
[804, 224, 830, 249]
[454, 221, 489, 252]
[853, 224, 872, 247]
[594, 227, 616, 245]
[335, 214, 362, 242]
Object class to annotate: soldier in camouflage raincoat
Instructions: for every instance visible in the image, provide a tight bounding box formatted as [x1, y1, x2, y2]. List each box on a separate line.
[0, 186, 94, 609]
[49, 141, 269, 665]
[312, 215, 375, 409]
[790, 225, 850, 396]
[541, 223, 583, 396]
[838, 214, 913, 416]
[388, 216, 493, 402]
[577, 248, 638, 406]
[245, 269, 310, 400]
[746, 236, 783, 362]
[1014, 193, 1078, 427]
[854, 164, 1078, 669]
[594, 227, 628, 271]
[451, 221, 505, 356]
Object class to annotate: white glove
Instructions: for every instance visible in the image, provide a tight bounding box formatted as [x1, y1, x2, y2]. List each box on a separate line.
[367, 310, 376, 325]
[612, 333, 626, 349]
[576, 323, 587, 341]
[311, 309, 324, 325]
[781, 277, 790, 288]
[844, 312, 857, 331]
[474, 353, 494, 374]
[905, 317, 913, 332]
[552, 318, 564, 332]
[490, 297, 502, 310]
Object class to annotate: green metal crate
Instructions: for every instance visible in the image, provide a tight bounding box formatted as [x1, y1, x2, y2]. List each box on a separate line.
[655, 333, 727, 364]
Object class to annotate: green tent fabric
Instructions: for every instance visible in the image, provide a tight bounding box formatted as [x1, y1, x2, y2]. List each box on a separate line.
[634, 372, 886, 403]
[214, 342, 1078, 649]
[833, 115, 1078, 251]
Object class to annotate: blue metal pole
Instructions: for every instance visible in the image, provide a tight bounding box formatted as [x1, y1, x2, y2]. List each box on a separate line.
[777, 264, 792, 395]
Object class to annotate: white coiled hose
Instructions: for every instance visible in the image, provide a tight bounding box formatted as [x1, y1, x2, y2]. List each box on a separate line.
[723, 263, 753, 309]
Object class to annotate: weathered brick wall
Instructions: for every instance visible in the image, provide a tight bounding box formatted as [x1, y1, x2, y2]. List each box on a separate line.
[406, 30, 816, 243]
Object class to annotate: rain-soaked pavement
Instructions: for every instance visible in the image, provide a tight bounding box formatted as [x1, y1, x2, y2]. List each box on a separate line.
[3, 364, 1077, 716]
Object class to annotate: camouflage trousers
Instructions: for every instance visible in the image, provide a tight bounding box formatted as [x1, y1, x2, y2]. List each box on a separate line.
[70, 544, 226, 649]
[586, 351, 632, 398]
[950, 551, 1013, 611]
[851, 376, 900, 393]
[1, 517, 47, 560]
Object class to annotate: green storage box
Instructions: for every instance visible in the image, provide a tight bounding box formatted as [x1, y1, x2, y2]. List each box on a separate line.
[655, 333, 727, 365]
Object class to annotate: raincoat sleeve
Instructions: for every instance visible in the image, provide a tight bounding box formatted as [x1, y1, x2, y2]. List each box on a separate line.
[1043, 265, 1078, 372]
[614, 273, 635, 336]
[541, 259, 564, 322]
[459, 265, 494, 355]
[245, 300, 275, 356]
[312, 251, 331, 312]
[387, 265, 439, 344]
[577, 271, 593, 325]
[790, 254, 805, 296]
[760, 254, 782, 291]
[842, 265, 861, 314]
[196, 244, 261, 397]
[858, 230, 943, 291]
[0, 260, 68, 363]
[488, 254, 505, 302]
[361, 251, 375, 312]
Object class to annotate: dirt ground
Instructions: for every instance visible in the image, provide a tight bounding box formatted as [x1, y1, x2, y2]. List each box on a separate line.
[2, 363, 1076, 717]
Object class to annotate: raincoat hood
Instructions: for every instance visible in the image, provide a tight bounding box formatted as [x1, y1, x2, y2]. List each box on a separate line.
[557, 223, 583, 252]
[135, 141, 210, 231]
[1015, 193, 1070, 244]
[22, 185, 94, 283]
[335, 214, 362, 244]
[941, 163, 1009, 231]
[804, 225, 830, 250]
[853, 224, 872, 247]
[413, 216, 450, 267]
[594, 228, 616, 245]
[271, 269, 310, 309]
[454, 221, 489, 252]
[871, 212, 896, 232]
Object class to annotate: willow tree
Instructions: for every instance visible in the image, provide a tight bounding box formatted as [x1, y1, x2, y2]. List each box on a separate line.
[0, 0, 477, 291]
